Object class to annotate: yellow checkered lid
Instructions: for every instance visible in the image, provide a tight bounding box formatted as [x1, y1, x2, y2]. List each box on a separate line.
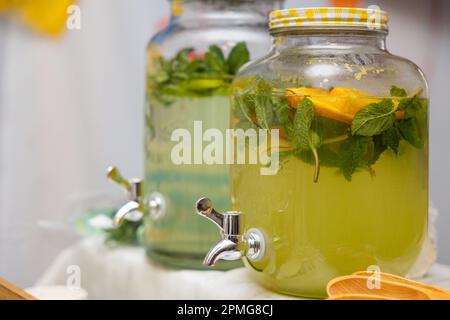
[269, 7, 389, 32]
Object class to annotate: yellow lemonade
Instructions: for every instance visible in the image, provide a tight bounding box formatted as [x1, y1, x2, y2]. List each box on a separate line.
[232, 142, 427, 298]
[231, 86, 429, 298]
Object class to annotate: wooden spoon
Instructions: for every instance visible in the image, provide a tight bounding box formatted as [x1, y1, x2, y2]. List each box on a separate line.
[327, 275, 431, 300]
[352, 271, 450, 300]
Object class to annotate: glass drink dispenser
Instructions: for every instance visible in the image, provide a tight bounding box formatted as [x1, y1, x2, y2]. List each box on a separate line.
[196, 7, 429, 297]
[139, 0, 283, 269]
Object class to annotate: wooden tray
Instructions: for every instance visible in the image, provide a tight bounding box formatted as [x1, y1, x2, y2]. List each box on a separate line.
[0, 278, 36, 300]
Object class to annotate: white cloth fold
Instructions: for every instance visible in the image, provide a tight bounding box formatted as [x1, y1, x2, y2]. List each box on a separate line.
[36, 238, 450, 300]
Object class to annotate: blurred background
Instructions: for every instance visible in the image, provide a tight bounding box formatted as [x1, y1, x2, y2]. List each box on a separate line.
[0, 0, 449, 288]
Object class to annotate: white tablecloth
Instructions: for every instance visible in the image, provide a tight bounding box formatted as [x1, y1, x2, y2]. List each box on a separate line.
[37, 238, 450, 300]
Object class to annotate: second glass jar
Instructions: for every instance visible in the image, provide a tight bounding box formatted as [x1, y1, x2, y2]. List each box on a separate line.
[144, 0, 283, 269]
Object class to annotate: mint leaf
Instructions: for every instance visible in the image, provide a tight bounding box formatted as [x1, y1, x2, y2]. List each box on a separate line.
[253, 80, 274, 129]
[391, 86, 407, 97]
[339, 136, 370, 181]
[367, 135, 388, 166]
[276, 99, 290, 126]
[351, 99, 396, 136]
[399, 94, 426, 119]
[205, 45, 227, 73]
[391, 87, 428, 148]
[209, 45, 225, 63]
[294, 97, 322, 182]
[391, 87, 426, 119]
[174, 48, 194, 64]
[149, 44, 246, 100]
[154, 58, 171, 84]
[311, 130, 322, 149]
[382, 127, 401, 154]
[294, 98, 315, 150]
[274, 96, 294, 137]
[227, 42, 250, 75]
[398, 118, 425, 148]
[317, 116, 349, 139]
[205, 52, 225, 73]
[233, 95, 255, 128]
[254, 94, 273, 129]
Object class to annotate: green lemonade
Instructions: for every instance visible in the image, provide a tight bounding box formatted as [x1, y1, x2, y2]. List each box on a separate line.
[144, 43, 251, 269]
[145, 95, 242, 269]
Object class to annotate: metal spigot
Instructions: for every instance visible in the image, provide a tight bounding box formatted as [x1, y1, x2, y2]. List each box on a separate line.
[195, 197, 266, 266]
[107, 166, 144, 226]
[107, 166, 167, 225]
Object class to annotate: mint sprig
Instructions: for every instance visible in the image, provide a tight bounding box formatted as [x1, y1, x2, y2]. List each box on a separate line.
[398, 118, 425, 148]
[232, 81, 428, 182]
[338, 136, 371, 181]
[227, 42, 251, 75]
[351, 99, 397, 136]
[345, 86, 428, 180]
[390, 86, 408, 97]
[294, 98, 321, 182]
[381, 127, 401, 154]
[254, 80, 274, 129]
[149, 42, 250, 104]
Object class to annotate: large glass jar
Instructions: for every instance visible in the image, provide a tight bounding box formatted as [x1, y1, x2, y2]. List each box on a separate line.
[144, 0, 283, 269]
[198, 7, 429, 297]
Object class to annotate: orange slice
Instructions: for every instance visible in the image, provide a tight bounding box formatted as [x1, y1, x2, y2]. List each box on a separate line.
[287, 87, 353, 124]
[329, 87, 381, 114]
[287, 87, 404, 124]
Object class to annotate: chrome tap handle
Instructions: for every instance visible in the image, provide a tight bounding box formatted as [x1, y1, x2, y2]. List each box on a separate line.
[107, 166, 145, 226]
[195, 197, 241, 235]
[195, 197, 224, 230]
[107, 166, 130, 192]
[107, 166, 143, 204]
[195, 197, 265, 266]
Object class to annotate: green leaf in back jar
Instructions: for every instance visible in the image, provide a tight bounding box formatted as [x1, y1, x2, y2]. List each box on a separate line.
[205, 45, 227, 73]
[209, 45, 225, 63]
[173, 48, 194, 69]
[351, 99, 396, 136]
[227, 42, 250, 75]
